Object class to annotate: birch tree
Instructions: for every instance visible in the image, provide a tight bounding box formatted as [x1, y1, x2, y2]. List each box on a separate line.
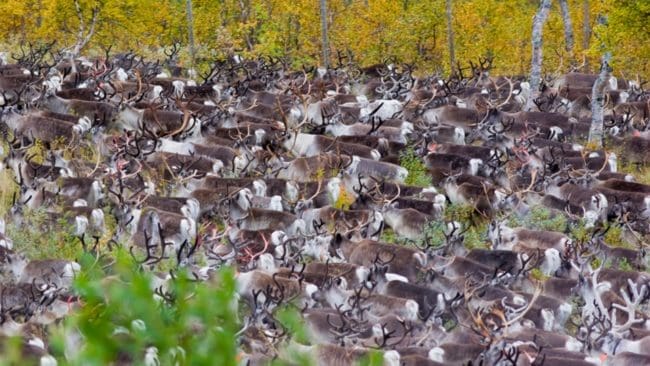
[558, 0, 574, 55]
[525, 0, 553, 111]
[446, 0, 456, 70]
[186, 0, 196, 74]
[69, 0, 99, 58]
[582, 0, 591, 71]
[319, 0, 330, 69]
[589, 53, 612, 148]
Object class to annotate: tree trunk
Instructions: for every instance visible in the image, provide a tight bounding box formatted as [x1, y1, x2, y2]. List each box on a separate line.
[525, 0, 553, 111]
[582, 0, 591, 71]
[446, 0, 456, 71]
[186, 0, 196, 73]
[71, 0, 98, 58]
[69, 0, 99, 73]
[319, 0, 330, 69]
[558, 0, 574, 54]
[589, 53, 612, 148]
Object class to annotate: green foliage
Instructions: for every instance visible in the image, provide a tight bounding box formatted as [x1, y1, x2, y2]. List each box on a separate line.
[568, 219, 634, 252]
[602, 224, 631, 249]
[618, 257, 634, 272]
[332, 186, 356, 211]
[6, 208, 83, 261]
[49, 250, 240, 366]
[275, 305, 311, 345]
[442, 318, 457, 332]
[420, 220, 450, 250]
[358, 350, 385, 366]
[591, 257, 602, 269]
[0, 337, 26, 366]
[508, 205, 568, 233]
[621, 164, 650, 185]
[590, 257, 612, 270]
[594, 0, 650, 78]
[530, 268, 550, 282]
[380, 228, 398, 244]
[399, 147, 431, 188]
[443, 203, 475, 223]
[462, 225, 489, 250]
[570, 219, 591, 245]
[0, 166, 18, 217]
[443, 203, 488, 250]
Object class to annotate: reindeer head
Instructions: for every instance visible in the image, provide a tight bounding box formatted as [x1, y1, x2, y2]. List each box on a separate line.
[488, 220, 516, 249]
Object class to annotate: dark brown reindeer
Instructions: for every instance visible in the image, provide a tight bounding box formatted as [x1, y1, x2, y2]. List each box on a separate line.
[329, 233, 426, 282]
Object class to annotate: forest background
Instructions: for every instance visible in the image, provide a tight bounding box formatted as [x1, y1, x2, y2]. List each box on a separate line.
[0, 0, 648, 78]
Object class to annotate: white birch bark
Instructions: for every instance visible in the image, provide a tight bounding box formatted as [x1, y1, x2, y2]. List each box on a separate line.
[186, 0, 196, 72]
[589, 53, 612, 148]
[558, 0, 574, 54]
[320, 0, 330, 69]
[525, 0, 553, 111]
[446, 0, 456, 71]
[582, 0, 591, 71]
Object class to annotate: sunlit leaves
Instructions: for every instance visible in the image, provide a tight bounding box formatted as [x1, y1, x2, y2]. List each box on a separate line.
[0, 0, 647, 77]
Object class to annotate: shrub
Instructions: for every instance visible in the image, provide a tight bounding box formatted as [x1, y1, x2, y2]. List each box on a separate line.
[399, 147, 431, 187]
[6, 208, 83, 261]
[0, 166, 18, 217]
[332, 185, 356, 211]
[618, 257, 634, 272]
[530, 268, 550, 282]
[602, 224, 634, 249]
[570, 220, 591, 245]
[443, 203, 489, 250]
[508, 205, 568, 233]
[380, 228, 398, 244]
[49, 250, 241, 366]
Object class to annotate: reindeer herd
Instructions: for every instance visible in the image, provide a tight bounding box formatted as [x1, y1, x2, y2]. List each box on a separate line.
[1, 46, 650, 365]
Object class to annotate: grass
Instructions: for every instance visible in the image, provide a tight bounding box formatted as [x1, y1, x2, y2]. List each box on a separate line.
[444, 203, 476, 223]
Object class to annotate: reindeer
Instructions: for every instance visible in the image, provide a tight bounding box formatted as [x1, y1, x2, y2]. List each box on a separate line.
[330, 234, 426, 282]
[281, 132, 381, 160]
[2, 252, 80, 290]
[235, 270, 318, 311]
[299, 204, 383, 239]
[488, 220, 571, 253]
[2, 109, 93, 145]
[279, 343, 401, 366]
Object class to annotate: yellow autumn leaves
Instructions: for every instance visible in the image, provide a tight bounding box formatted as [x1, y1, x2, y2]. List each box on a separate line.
[0, 0, 647, 78]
